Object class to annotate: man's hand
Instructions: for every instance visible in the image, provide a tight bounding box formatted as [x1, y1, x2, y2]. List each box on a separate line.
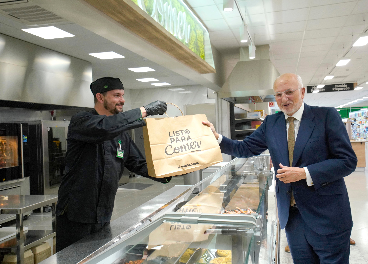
[144, 101, 167, 116]
[202, 121, 219, 140]
[276, 163, 306, 183]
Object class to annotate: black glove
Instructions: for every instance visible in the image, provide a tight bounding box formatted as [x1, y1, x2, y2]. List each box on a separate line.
[153, 176, 172, 184]
[144, 101, 167, 116]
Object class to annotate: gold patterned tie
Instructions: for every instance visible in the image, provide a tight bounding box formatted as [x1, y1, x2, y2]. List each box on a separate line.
[287, 117, 295, 166]
[287, 117, 296, 206]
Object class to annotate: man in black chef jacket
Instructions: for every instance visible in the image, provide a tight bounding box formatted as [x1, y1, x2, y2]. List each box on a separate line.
[55, 77, 170, 252]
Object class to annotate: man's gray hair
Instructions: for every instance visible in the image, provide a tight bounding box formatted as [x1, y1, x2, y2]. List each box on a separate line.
[275, 73, 304, 89]
[296, 75, 303, 89]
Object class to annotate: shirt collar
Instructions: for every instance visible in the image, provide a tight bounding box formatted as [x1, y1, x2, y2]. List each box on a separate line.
[284, 102, 304, 122]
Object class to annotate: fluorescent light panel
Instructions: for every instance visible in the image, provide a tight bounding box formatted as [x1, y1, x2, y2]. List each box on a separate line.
[22, 26, 74, 39]
[312, 90, 320, 93]
[151, 82, 171, 86]
[336, 59, 350, 66]
[353, 36, 368, 47]
[168, 88, 185, 91]
[317, 85, 325, 88]
[324, 75, 334, 80]
[354, 87, 363, 90]
[136, 78, 159, 82]
[128, 67, 155, 72]
[179, 91, 192, 94]
[89, 51, 124, 60]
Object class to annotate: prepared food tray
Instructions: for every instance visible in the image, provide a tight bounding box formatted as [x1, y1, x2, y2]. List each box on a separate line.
[111, 247, 233, 264]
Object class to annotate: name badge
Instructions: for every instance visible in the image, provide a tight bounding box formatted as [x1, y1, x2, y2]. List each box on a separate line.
[117, 140, 124, 159]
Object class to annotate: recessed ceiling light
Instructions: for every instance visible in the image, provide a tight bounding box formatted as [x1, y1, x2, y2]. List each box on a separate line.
[353, 36, 368, 47]
[354, 86, 363, 90]
[22, 26, 74, 39]
[136, 78, 159, 82]
[317, 85, 325, 88]
[151, 82, 171, 86]
[312, 90, 320, 93]
[128, 67, 155, 72]
[324, 76, 334, 80]
[89, 51, 124, 60]
[179, 91, 192, 94]
[168, 88, 185, 91]
[336, 59, 350, 66]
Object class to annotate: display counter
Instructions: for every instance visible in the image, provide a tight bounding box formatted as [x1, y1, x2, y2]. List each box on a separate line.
[43, 157, 276, 264]
[350, 141, 368, 169]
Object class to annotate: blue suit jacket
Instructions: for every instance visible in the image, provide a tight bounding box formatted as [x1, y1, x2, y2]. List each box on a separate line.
[220, 104, 357, 235]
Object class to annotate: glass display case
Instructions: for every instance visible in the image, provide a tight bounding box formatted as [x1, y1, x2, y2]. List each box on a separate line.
[77, 156, 276, 264]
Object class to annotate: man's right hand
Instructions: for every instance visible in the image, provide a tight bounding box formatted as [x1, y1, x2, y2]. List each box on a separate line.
[144, 101, 167, 116]
[202, 121, 219, 140]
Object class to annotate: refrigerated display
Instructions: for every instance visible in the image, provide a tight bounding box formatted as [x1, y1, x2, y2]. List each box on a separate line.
[51, 156, 276, 264]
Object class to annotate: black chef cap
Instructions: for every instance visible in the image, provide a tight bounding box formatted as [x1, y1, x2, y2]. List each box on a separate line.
[90, 77, 124, 95]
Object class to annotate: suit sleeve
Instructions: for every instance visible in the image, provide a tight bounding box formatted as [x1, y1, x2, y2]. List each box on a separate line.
[220, 116, 269, 157]
[306, 108, 357, 190]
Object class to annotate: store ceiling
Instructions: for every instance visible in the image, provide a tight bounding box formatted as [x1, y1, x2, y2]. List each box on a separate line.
[0, 0, 367, 109]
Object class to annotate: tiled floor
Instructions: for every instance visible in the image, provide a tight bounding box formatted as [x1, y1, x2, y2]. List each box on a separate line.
[5, 170, 368, 263]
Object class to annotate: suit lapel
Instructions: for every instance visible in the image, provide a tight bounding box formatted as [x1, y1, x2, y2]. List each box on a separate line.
[293, 104, 315, 166]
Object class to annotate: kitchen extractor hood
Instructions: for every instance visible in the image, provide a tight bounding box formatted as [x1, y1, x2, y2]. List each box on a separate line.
[218, 45, 279, 101]
[218, 59, 279, 99]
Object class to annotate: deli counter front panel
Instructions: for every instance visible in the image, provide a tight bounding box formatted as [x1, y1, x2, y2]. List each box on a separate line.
[44, 157, 276, 264]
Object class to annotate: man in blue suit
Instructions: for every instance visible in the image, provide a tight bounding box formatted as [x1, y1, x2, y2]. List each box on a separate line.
[203, 73, 357, 263]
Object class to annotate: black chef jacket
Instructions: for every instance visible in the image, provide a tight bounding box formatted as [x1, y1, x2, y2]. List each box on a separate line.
[56, 108, 168, 224]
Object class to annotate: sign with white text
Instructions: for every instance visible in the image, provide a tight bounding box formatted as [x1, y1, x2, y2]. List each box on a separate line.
[307, 83, 356, 93]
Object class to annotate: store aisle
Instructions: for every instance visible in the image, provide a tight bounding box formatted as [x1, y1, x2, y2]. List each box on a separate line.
[280, 169, 368, 263]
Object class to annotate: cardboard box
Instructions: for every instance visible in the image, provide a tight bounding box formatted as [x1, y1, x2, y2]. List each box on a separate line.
[254, 110, 265, 117]
[2, 250, 34, 264]
[30, 242, 51, 264]
[247, 112, 261, 119]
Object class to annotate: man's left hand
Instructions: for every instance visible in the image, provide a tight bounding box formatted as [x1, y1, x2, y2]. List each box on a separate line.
[276, 163, 306, 183]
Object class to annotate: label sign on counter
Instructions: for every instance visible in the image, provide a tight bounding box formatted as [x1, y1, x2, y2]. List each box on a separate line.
[307, 83, 356, 93]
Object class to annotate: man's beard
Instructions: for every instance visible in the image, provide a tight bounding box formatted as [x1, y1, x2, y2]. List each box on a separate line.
[104, 100, 123, 115]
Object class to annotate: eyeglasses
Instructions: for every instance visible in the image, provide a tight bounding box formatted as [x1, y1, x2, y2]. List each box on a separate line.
[275, 88, 300, 99]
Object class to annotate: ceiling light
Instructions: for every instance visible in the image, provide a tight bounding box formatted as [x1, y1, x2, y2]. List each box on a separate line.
[324, 75, 334, 80]
[179, 91, 192, 94]
[354, 86, 363, 90]
[240, 24, 248, 43]
[223, 0, 234, 12]
[151, 82, 171, 86]
[22, 26, 74, 39]
[89, 51, 124, 60]
[353, 36, 368, 47]
[317, 85, 325, 88]
[136, 78, 159, 82]
[128, 67, 155, 72]
[336, 59, 350, 66]
[168, 88, 185, 91]
[249, 44, 256, 59]
[312, 90, 320, 93]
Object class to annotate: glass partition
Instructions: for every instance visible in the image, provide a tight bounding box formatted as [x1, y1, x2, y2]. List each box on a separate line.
[82, 156, 274, 264]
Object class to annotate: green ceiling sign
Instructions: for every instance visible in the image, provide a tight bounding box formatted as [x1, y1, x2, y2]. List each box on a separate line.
[131, 0, 214, 68]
